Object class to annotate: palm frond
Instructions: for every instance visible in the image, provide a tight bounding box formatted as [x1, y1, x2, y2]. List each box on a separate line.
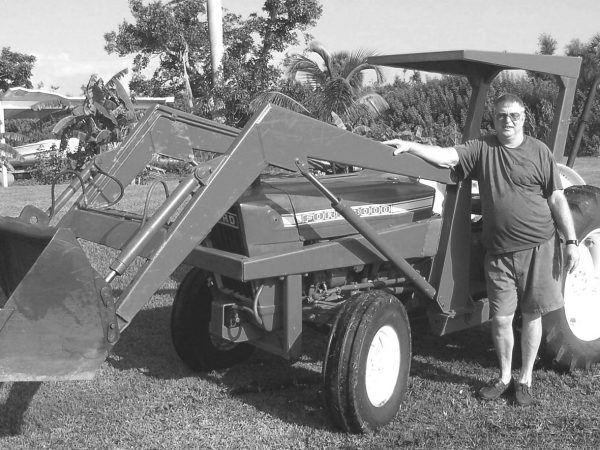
[308, 41, 332, 76]
[352, 125, 371, 135]
[330, 111, 347, 130]
[85, 75, 99, 99]
[285, 54, 326, 87]
[103, 99, 119, 110]
[52, 115, 78, 135]
[95, 129, 112, 144]
[72, 105, 85, 117]
[110, 77, 136, 117]
[249, 92, 310, 115]
[343, 102, 373, 125]
[93, 102, 118, 126]
[356, 91, 389, 115]
[339, 92, 389, 127]
[346, 62, 385, 86]
[106, 68, 129, 87]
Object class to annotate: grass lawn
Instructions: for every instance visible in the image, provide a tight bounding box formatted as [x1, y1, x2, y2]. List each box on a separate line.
[572, 156, 600, 185]
[0, 160, 599, 449]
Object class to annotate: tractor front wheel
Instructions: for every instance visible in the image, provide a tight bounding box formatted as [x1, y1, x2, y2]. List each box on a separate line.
[542, 185, 600, 370]
[171, 268, 254, 371]
[323, 290, 411, 433]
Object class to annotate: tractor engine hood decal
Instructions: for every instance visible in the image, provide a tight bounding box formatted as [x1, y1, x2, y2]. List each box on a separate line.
[280, 197, 433, 228]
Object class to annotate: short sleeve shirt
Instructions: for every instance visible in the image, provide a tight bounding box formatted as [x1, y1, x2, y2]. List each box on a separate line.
[455, 135, 562, 255]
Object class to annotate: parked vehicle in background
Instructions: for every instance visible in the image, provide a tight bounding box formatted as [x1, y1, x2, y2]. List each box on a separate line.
[9, 138, 80, 169]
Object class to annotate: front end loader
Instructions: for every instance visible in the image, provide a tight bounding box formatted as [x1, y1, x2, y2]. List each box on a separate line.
[0, 50, 599, 433]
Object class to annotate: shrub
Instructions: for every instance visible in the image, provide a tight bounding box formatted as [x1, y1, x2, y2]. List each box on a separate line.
[29, 149, 72, 185]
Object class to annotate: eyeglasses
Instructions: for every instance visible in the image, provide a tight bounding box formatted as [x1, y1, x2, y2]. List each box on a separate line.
[495, 112, 523, 122]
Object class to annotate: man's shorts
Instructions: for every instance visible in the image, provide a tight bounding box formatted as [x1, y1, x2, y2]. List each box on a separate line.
[484, 234, 564, 317]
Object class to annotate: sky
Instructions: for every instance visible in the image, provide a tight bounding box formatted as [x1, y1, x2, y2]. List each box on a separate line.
[1, 0, 600, 96]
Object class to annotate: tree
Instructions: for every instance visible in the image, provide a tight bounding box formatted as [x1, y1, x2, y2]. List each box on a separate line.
[0, 47, 36, 92]
[104, 0, 206, 109]
[251, 41, 388, 128]
[537, 33, 558, 55]
[210, 0, 322, 125]
[565, 34, 600, 87]
[564, 34, 600, 156]
[105, 0, 322, 126]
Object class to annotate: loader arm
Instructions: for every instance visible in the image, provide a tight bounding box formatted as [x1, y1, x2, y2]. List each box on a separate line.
[51, 105, 239, 217]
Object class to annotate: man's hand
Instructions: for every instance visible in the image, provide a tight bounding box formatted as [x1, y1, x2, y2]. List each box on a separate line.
[382, 139, 412, 155]
[547, 189, 580, 275]
[564, 244, 580, 274]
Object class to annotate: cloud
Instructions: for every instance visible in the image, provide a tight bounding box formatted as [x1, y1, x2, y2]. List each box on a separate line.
[31, 52, 134, 94]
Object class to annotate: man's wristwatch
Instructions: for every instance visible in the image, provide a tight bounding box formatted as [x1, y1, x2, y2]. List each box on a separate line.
[565, 239, 579, 246]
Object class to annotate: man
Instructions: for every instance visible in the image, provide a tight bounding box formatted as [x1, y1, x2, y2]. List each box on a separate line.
[384, 94, 579, 406]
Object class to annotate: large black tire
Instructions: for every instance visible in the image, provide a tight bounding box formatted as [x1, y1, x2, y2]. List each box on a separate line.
[171, 268, 254, 371]
[323, 290, 411, 433]
[542, 185, 600, 370]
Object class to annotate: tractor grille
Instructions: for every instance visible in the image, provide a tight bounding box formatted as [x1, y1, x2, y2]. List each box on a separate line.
[211, 207, 247, 255]
[210, 207, 253, 297]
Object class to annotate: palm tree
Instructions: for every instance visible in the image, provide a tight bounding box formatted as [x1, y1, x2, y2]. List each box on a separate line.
[537, 33, 558, 56]
[565, 33, 600, 87]
[251, 41, 388, 128]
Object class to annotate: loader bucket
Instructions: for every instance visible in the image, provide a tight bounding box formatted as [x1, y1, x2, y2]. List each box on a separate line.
[0, 215, 118, 381]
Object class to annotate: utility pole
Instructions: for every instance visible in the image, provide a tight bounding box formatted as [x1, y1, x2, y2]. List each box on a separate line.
[207, 0, 224, 120]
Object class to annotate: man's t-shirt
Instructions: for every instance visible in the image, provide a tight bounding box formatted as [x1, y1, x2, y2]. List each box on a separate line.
[455, 135, 562, 255]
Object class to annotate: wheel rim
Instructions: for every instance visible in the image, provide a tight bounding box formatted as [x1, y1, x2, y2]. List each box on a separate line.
[557, 163, 585, 188]
[564, 228, 600, 341]
[365, 324, 400, 407]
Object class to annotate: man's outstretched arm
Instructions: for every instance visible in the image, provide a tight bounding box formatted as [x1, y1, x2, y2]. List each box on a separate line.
[384, 139, 460, 169]
[548, 189, 579, 273]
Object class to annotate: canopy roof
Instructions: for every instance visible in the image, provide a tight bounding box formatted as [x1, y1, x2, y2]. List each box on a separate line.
[368, 50, 581, 79]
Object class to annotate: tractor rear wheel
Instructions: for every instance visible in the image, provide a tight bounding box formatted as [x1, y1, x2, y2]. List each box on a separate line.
[171, 268, 254, 371]
[323, 290, 411, 433]
[542, 185, 600, 370]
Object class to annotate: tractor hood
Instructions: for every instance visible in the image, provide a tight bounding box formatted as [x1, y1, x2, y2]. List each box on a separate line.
[216, 171, 436, 255]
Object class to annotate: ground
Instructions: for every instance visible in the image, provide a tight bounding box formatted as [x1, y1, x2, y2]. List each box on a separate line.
[0, 158, 599, 449]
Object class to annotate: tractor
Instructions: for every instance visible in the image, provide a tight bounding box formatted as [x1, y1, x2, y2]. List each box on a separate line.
[0, 50, 599, 433]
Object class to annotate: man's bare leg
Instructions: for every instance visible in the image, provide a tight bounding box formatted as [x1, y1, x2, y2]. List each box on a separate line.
[491, 314, 515, 384]
[518, 312, 542, 386]
[479, 313, 516, 400]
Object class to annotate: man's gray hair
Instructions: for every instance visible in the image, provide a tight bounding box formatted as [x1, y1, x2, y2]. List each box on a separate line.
[494, 94, 525, 110]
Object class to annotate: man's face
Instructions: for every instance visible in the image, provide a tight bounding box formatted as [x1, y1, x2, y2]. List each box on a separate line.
[493, 101, 525, 141]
